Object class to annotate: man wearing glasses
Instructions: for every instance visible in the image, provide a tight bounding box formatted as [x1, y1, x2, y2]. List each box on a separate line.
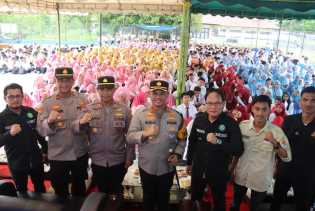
[127, 80, 186, 211]
[36, 67, 90, 199]
[0, 83, 47, 196]
[186, 88, 244, 211]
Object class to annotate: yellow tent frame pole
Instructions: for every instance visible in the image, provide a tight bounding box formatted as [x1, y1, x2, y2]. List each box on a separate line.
[176, 0, 191, 105]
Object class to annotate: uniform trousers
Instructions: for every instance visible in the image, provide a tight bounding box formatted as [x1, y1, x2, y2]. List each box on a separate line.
[10, 164, 45, 193]
[270, 172, 314, 211]
[230, 183, 266, 211]
[139, 168, 175, 211]
[49, 153, 88, 198]
[91, 162, 126, 195]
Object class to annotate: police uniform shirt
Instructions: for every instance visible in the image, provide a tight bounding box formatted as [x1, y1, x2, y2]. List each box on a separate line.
[127, 107, 186, 176]
[88, 102, 135, 167]
[186, 112, 243, 180]
[278, 114, 315, 177]
[0, 106, 47, 171]
[36, 92, 89, 161]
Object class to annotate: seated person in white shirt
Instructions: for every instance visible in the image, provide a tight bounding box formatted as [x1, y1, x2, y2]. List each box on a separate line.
[230, 95, 291, 211]
[185, 73, 198, 92]
[176, 91, 197, 126]
[193, 86, 205, 109]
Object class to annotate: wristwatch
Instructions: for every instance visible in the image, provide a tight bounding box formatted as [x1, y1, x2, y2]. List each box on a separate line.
[216, 139, 222, 145]
[274, 142, 280, 149]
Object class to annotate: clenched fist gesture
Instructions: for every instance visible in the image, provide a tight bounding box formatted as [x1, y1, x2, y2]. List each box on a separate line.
[143, 125, 159, 139]
[48, 110, 62, 124]
[207, 133, 217, 144]
[79, 112, 93, 125]
[10, 124, 21, 136]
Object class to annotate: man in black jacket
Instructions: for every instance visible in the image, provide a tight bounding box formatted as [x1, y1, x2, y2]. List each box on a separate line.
[0, 83, 47, 195]
[186, 88, 244, 211]
[270, 86, 315, 211]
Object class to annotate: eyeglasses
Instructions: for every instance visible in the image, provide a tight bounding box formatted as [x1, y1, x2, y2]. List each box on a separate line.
[6, 95, 23, 100]
[206, 101, 223, 107]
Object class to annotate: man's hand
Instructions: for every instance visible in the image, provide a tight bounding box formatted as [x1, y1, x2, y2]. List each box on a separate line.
[168, 154, 179, 166]
[48, 110, 61, 124]
[79, 112, 93, 125]
[207, 133, 217, 144]
[10, 124, 21, 136]
[143, 125, 159, 139]
[264, 131, 278, 148]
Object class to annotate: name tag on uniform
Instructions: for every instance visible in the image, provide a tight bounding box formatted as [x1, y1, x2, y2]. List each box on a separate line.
[215, 133, 228, 138]
[27, 119, 36, 124]
[196, 128, 205, 134]
[113, 120, 125, 128]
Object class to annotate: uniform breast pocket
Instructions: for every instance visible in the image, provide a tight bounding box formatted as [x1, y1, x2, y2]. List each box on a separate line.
[256, 141, 274, 152]
[196, 128, 206, 141]
[113, 117, 126, 131]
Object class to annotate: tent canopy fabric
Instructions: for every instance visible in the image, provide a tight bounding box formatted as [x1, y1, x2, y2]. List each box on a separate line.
[0, 0, 183, 15]
[135, 25, 177, 31]
[191, 0, 315, 19]
[2, 0, 315, 19]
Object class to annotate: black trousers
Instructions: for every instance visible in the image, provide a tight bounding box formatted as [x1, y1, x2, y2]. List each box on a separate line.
[49, 154, 88, 198]
[230, 183, 266, 211]
[10, 165, 45, 193]
[191, 172, 227, 211]
[91, 163, 126, 195]
[270, 173, 313, 211]
[139, 168, 175, 211]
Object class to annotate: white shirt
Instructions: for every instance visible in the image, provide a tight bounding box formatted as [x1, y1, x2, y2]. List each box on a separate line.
[284, 101, 294, 115]
[234, 119, 292, 192]
[176, 103, 198, 119]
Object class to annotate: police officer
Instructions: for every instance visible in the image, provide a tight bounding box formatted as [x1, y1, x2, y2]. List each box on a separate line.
[88, 76, 134, 198]
[270, 86, 315, 211]
[36, 67, 90, 198]
[186, 88, 244, 211]
[127, 80, 186, 211]
[0, 83, 47, 195]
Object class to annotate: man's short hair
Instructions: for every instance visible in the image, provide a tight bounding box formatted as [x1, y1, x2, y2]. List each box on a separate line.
[301, 86, 315, 97]
[205, 88, 226, 101]
[3, 83, 23, 97]
[251, 95, 272, 107]
[194, 86, 201, 92]
[181, 92, 190, 99]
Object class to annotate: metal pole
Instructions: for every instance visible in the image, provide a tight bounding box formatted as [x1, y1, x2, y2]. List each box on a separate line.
[276, 19, 282, 52]
[99, 13, 102, 47]
[301, 20, 306, 55]
[286, 22, 291, 54]
[255, 21, 260, 48]
[56, 3, 61, 50]
[177, 0, 191, 105]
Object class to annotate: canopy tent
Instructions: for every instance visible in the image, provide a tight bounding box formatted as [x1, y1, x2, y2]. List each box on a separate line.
[191, 0, 315, 20]
[0, 0, 182, 15]
[1, 0, 315, 104]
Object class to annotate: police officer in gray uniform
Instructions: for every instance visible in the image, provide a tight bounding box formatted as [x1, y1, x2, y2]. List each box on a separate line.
[36, 67, 91, 198]
[127, 80, 187, 211]
[88, 76, 134, 197]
